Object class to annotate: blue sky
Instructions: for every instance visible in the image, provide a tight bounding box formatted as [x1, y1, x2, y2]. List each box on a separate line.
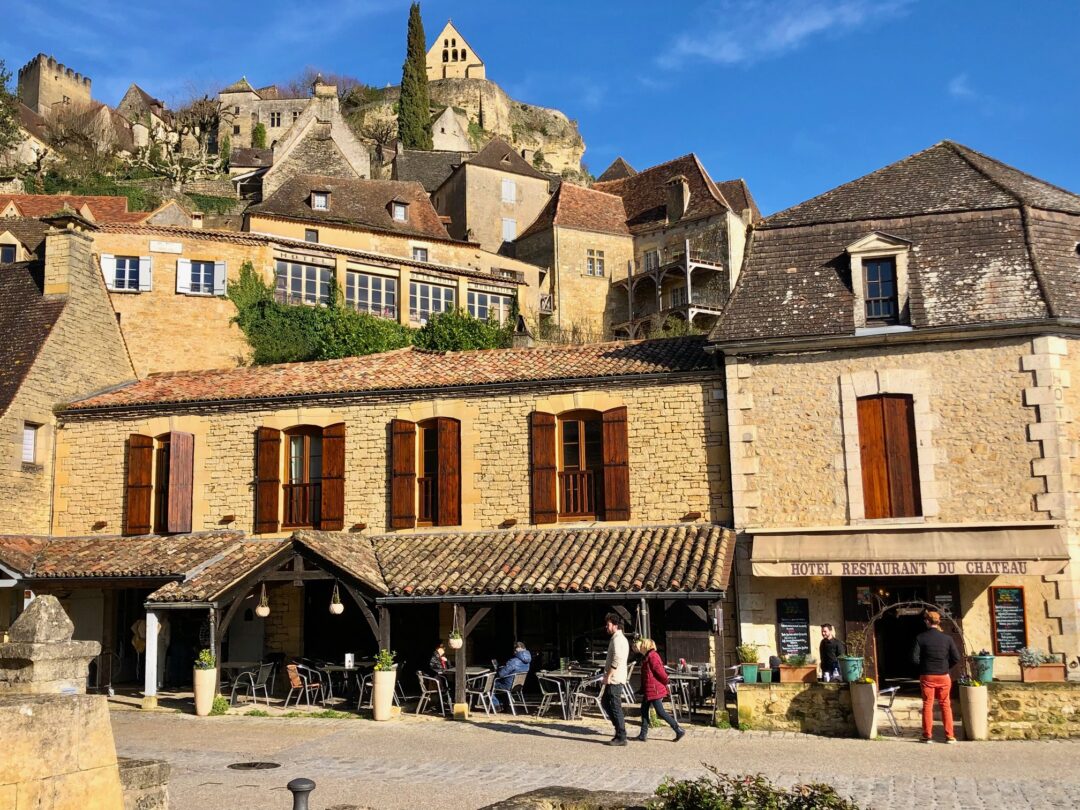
[3, 0, 1078, 214]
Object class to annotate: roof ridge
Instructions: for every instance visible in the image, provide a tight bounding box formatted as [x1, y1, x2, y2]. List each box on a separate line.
[945, 140, 1080, 208]
[942, 141, 1023, 206]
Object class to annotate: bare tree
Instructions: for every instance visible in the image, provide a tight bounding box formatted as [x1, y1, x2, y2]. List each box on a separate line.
[44, 102, 121, 177]
[360, 118, 396, 165]
[280, 66, 368, 100]
[126, 95, 234, 189]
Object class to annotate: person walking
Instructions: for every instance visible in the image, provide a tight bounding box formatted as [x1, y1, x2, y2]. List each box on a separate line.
[913, 609, 961, 743]
[819, 624, 845, 682]
[633, 638, 685, 742]
[600, 612, 629, 746]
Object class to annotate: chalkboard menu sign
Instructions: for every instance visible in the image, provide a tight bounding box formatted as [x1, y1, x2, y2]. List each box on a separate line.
[991, 586, 1027, 655]
[777, 598, 811, 657]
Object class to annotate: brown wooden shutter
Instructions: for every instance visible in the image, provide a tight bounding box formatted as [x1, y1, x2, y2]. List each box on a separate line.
[857, 397, 889, 519]
[254, 427, 281, 534]
[124, 434, 153, 536]
[882, 395, 921, 517]
[435, 418, 461, 526]
[390, 419, 417, 529]
[601, 406, 631, 521]
[319, 422, 346, 531]
[529, 411, 558, 524]
[166, 431, 194, 533]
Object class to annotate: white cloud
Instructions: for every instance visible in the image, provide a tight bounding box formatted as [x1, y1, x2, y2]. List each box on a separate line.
[658, 0, 914, 69]
[948, 73, 975, 99]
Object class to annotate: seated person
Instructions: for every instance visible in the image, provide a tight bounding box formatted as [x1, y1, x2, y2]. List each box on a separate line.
[429, 642, 451, 689]
[492, 641, 531, 710]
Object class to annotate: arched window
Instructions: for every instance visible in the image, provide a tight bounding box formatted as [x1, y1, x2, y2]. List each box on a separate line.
[284, 426, 323, 528]
[557, 410, 604, 518]
[452, 38, 457, 47]
[444, 38, 448, 47]
[452, 49, 458, 61]
[443, 49, 449, 62]
[389, 417, 461, 529]
[461, 49, 467, 60]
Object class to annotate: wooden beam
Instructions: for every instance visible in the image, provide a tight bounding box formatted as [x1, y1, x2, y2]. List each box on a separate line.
[261, 570, 334, 581]
[463, 606, 490, 637]
[688, 605, 707, 623]
[342, 584, 381, 642]
[453, 604, 467, 708]
[378, 605, 391, 651]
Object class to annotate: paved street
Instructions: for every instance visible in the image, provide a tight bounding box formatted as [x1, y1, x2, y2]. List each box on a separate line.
[110, 710, 1080, 809]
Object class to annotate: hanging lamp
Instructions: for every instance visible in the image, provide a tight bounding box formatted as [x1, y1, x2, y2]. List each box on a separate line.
[254, 583, 271, 618]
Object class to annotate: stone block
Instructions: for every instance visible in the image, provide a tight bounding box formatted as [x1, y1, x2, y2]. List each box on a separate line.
[1033, 336, 1068, 356]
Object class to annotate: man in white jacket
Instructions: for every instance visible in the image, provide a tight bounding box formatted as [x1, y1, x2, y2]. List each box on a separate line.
[601, 612, 629, 745]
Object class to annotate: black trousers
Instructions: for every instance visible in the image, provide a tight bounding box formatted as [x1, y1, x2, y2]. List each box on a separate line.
[601, 683, 626, 739]
[639, 697, 680, 738]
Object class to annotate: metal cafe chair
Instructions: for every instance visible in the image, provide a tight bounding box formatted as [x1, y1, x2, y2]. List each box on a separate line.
[356, 672, 374, 709]
[295, 663, 328, 705]
[571, 676, 608, 721]
[283, 663, 321, 708]
[416, 672, 450, 716]
[467, 671, 497, 715]
[536, 673, 568, 720]
[230, 662, 274, 706]
[621, 661, 638, 706]
[493, 671, 528, 715]
[878, 686, 902, 736]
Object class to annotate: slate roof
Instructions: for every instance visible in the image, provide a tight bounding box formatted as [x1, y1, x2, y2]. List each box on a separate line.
[711, 141, 1080, 344]
[518, 182, 630, 240]
[392, 149, 473, 192]
[221, 77, 257, 94]
[249, 174, 452, 241]
[16, 102, 48, 143]
[67, 336, 712, 411]
[375, 524, 735, 598]
[594, 154, 734, 234]
[0, 217, 50, 256]
[596, 157, 637, 183]
[0, 194, 145, 223]
[0, 261, 65, 418]
[461, 138, 549, 181]
[230, 147, 274, 169]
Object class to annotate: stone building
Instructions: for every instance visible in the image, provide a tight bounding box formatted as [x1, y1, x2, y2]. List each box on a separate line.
[431, 106, 473, 152]
[712, 141, 1080, 681]
[595, 155, 759, 338]
[515, 182, 633, 339]
[16, 54, 92, 116]
[426, 20, 486, 81]
[431, 138, 552, 252]
[0, 214, 136, 538]
[218, 78, 310, 151]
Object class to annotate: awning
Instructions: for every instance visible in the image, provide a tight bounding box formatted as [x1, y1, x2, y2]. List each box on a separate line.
[750, 523, 1070, 578]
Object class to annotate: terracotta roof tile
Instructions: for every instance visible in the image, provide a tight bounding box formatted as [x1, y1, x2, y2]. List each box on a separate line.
[147, 540, 289, 603]
[0, 194, 138, 223]
[67, 336, 712, 411]
[0, 217, 49, 256]
[596, 157, 636, 183]
[519, 183, 629, 240]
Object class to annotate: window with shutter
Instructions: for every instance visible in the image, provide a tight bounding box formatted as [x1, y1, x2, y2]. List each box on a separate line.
[601, 407, 631, 521]
[390, 419, 417, 529]
[414, 418, 461, 527]
[124, 434, 154, 535]
[320, 423, 346, 531]
[283, 426, 322, 528]
[857, 395, 921, 519]
[557, 410, 604, 519]
[165, 431, 194, 533]
[529, 412, 558, 524]
[255, 427, 282, 533]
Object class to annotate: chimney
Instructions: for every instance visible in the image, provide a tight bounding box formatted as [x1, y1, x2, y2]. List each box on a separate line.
[40, 211, 96, 297]
[190, 211, 204, 229]
[665, 175, 690, 223]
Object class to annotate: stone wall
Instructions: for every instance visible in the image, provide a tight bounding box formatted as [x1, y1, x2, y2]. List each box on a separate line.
[459, 165, 551, 254]
[988, 682, 1080, 739]
[553, 226, 634, 339]
[181, 178, 239, 199]
[53, 375, 730, 537]
[736, 682, 856, 736]
[0, 227, 135, 535]
[263, 583, 302, 658]
[118, 759, 169, 810]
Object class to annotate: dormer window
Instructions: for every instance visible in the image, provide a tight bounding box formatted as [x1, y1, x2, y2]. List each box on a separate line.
[847, 232, 912, 331]
[311, 191, 329, 211]
[391, 202, 408, 222]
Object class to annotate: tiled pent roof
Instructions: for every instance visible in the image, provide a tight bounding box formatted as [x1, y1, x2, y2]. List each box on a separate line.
[462, 138, 549, 181]
[518, 182, 630, 240]
[596, 157, 637, 183]
[710, 141, 1080, 344]
[375, 524, 735, 598]
[67, 336, 712, 411]
[0, 261, 66, 417]
[0, 194, 145, 223]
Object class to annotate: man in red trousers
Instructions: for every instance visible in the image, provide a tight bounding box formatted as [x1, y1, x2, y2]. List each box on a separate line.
[912, 609, 961, 743]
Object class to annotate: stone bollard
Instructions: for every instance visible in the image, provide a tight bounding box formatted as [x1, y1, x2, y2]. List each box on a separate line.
[288, 777, 316, 810]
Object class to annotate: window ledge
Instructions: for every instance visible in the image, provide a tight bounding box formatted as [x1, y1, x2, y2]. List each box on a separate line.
[854, 325, 912, 337]
[21, 462, 44, 473]
[178, 292, 217, 298]
[108, 288, 142, 295]
[850, 516, 926, 527]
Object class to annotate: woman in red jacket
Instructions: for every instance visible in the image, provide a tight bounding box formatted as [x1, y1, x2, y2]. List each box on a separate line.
[634, 638, 685, 742]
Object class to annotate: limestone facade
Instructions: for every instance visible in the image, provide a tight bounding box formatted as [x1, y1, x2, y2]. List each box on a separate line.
[218, 82, 309, 151]
[52, 374, 730, 538]
[16, 54, 92, 116]
[426, 21, 486, 81]
[433, 163, 551, 253]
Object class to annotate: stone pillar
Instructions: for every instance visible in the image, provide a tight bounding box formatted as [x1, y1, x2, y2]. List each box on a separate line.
[142, 610, 159, 710]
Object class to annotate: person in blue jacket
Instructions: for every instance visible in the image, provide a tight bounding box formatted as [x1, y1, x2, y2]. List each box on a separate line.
[491, 641, 531, 710]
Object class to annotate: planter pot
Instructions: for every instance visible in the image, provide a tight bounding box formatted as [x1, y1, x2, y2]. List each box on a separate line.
[193, 667, 218, 717]
[740, 663, 759, 684]
[779, 665, 819, 684]
[1021, 663, 1066, 682]
[960, 684, 988, 741]
[969, 655, 994, 683]
[758, 667, 773, 683]
[372, 669, 397, 721]
[849, 681, 878, 739]
[448, 637, 463, 650]
[329, 602, 344, 615]
[838, 656, 864, 683]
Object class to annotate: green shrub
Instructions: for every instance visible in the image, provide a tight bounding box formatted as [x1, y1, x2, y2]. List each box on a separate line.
[655, 767, 861, 810]
[412, 308, 513, 352]
[35, 170, 162, 212]
[186, 192, 236, 215]
[209, 696, 230, 716]
[245, 709, 270, 717]
[252, 123, 267, 149]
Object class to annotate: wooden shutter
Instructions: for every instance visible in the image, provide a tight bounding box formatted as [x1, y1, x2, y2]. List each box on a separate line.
[166, 431, 194, 533]
[213, 261, 227, 296]
[124, 434, 154, 536]
[601, 406, 631, 521]
[138, 256, 153, 291]
[254, 427, 281, 534]
[435, 418, 461, 527]
[858, 395, 921, 519]
[390, 419, 417, 529]
[100, 254, 116, 290]
[882, 396, 921, 517]
[320, 422, 346, 531]
[529, 411, 558, 524]
[175, 259, 191, 294]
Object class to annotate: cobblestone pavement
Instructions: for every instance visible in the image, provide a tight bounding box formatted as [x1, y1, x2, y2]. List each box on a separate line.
[110, 711, 1080, 809]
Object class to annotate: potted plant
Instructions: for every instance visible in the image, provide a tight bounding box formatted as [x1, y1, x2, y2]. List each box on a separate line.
[193, 648, 218, 717]
[958, 675, 988, 741]
[1018, 647, 1067, 682]
[372, 648, 397, 721]
[779, 653, 819, 684]
[736, 643, 760, 684]
[448, 630, 463, 650]
[849, 676, 877, 739]
[329, 583, 344, 615]
[967, 649, 994, 683]
[838, 628, 866, 683]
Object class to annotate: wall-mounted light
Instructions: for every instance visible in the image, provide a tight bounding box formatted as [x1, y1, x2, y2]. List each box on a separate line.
[255, 583, 271, 618]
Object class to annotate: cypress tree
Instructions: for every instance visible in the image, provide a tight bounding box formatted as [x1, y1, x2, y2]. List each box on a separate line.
[398, 3, 433, 150]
